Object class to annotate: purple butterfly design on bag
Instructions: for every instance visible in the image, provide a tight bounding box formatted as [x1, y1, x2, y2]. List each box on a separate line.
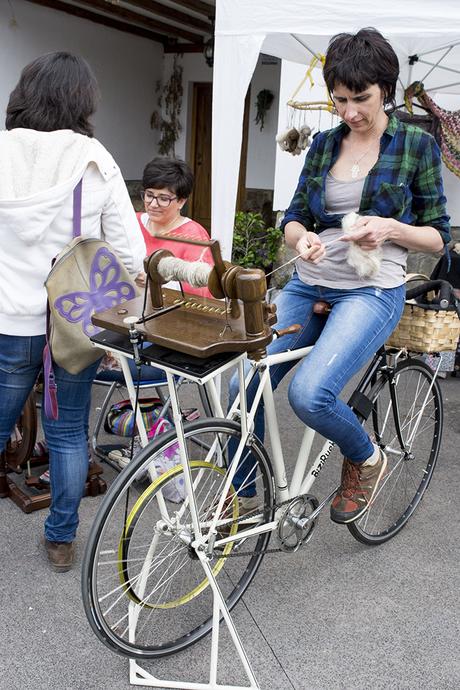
[54, 247, 136, 337]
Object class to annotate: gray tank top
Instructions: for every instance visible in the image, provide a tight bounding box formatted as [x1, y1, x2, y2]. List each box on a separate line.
[295, 172, 406, 289]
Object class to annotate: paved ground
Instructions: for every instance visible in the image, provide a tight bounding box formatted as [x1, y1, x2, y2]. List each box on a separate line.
[1, 365, 459, 690]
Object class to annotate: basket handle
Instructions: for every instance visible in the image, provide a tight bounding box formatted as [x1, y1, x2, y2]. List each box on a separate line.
[406, 278, 460, 316]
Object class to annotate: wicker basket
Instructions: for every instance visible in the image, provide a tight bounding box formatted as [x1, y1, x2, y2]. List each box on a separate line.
[387, 302, 460, 353]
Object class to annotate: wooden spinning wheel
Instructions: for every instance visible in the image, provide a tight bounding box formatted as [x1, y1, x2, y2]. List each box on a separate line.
[0, 391, 107, 514]
[4, 391, 37, 472]
[92, 238, 277, 360]
[0, 391, 49, 512]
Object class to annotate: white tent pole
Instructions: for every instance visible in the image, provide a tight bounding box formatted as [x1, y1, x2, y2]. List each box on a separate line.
[418, 46, 454, 83]
[424, 80, 460, 93]
[415, 40, 460, 58]
[291, 34, 321, 60]
[211, 33, 266, 260]
[408, 61, 414, 89]
[418, 58, 460, 79]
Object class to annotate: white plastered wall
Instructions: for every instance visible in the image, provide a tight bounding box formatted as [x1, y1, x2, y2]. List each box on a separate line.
[162, 52, 213, 162]
[245, 57, 281, 190]
[163, 52, 280, 192]
[0, 0, 163, 178]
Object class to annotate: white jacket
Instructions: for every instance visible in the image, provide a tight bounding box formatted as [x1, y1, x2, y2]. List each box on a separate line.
[0, 128, 145, 336]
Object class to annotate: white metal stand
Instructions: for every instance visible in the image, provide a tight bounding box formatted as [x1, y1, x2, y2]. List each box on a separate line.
[96, 341, 261, 690]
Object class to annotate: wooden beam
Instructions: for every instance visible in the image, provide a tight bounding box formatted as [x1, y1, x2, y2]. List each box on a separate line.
[164, 41, 206, 54]
[69, 0, 204, 42]
[24, 0, 167, 43]
[168, 0, 215, 19]
[125, 0, 212, 33]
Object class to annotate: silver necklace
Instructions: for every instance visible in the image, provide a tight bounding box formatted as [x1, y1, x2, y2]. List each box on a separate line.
[350, 147, 372, 179]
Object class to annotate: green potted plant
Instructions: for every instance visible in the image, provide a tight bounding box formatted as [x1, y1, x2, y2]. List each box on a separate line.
[231, 211, 284, 276]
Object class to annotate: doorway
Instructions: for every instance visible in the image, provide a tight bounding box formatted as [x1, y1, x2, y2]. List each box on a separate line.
[189, 82, 250, 234]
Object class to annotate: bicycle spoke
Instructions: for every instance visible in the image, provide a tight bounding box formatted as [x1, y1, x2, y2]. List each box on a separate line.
[82, 420, 274, 658]
[349, 359, 442, 544]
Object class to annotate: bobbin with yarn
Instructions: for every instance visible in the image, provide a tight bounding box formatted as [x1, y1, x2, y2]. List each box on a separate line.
[158, 256, 212, 287]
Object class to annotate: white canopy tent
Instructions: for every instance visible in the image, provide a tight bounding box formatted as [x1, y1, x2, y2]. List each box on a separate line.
[211, 0, 460, 259]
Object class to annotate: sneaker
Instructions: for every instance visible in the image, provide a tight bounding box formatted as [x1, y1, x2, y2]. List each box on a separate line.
[107, 436, 143, 469]
[239, 495, 260, 514]
[330, 451, 387, 524]
[44, 538, 74, 573]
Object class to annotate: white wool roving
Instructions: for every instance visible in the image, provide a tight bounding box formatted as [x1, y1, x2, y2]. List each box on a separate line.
[341, 211, 382, 279]
[158, 256, 211, 287]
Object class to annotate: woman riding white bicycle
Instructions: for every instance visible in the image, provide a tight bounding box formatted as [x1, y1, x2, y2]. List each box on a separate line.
[229, 27, 450, 525]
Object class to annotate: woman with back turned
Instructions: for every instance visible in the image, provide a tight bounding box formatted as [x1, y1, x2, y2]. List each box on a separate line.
[0, 52, 145, 571]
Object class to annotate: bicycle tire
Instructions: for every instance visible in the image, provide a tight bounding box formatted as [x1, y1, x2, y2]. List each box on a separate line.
[348, 358, 443, 545]
[82, 418, 274, 659]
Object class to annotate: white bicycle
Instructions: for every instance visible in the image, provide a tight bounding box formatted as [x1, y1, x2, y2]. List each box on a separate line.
[82, 330, 443, 662]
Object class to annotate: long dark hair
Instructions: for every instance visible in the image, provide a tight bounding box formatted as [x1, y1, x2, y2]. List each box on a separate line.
[6, 52, 99, 136]
[323, 28, 399, 107]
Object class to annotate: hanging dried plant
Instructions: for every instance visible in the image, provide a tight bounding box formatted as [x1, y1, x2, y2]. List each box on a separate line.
[150, 55, 183, 156]
[254, 89, 275, 131]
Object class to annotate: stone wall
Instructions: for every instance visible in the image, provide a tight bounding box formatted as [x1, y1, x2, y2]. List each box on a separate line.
[126, 180, 143, 212]
[244, 189, 276, 228]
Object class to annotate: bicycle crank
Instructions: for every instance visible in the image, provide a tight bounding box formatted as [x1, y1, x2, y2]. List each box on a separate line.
[277, 494, 319, 552]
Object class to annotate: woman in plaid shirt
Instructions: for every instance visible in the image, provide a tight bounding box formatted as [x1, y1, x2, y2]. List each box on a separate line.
[230, 28, 450, 524]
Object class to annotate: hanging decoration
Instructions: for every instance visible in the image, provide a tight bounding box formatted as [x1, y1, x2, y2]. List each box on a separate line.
[276, 53, 337, 155]
[254, 89, 275, 130]
[276, 125, 312, 155]
[404, 81, 460, 178]
[150, 55, 183, 156]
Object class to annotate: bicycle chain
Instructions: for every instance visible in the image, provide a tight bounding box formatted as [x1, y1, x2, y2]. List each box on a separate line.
[212, 496, 305, 558]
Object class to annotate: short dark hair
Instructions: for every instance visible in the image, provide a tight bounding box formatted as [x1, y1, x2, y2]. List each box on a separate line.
[142, 157, 194, 199]
[323, 27, 399, 107]
[6, 52, 99, 136]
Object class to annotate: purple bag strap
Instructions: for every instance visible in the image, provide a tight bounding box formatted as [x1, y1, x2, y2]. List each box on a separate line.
[43, 342, 58, 419]
[43, 179, 83, 419]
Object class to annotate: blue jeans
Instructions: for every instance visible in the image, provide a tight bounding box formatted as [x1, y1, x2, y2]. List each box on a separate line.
[0, 334, 101, 543]
[228, 276, 405, 493]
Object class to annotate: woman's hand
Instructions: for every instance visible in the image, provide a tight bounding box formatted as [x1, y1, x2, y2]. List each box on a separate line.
[135, 271, 146, 287]
[296, 231, 326, 264]
[340, 215, 393, 250]
[340, 215, 444, 253]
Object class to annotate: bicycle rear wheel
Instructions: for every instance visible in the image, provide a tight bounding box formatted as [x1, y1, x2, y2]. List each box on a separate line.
[82, 418, 274, 659]
[348, 358, 443, 545]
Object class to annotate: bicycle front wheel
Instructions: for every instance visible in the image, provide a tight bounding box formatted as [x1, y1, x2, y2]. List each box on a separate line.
[348, 358, 443, 545]
[82, 418, 274, 659]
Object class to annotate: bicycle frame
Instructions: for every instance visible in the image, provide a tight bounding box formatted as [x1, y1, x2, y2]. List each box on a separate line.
[204, 343, 389, 551]
[87, 336, 441, 690]
[113, 340, 390, 554]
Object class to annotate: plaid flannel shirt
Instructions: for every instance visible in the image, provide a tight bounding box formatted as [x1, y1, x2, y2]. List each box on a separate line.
[281, 114, 451, 245]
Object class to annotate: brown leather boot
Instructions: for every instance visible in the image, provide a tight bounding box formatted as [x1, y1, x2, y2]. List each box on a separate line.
[44, 538, 74, 572]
